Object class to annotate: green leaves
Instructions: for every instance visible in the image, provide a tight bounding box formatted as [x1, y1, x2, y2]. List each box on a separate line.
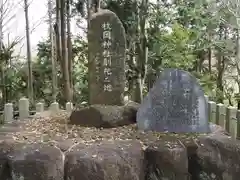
[35, 36, 88, 105]
[152, 23, 195, 70]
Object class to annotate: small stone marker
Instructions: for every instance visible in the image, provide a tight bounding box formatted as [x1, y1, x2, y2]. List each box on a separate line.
[19, 97, 29, 120]
[50, 102, 59, 112]
[66, 102, 73, 113]
[4, 103, 13, 122]
[137, 68, 210, 133]
[36, 102, 44, 113]
[88, 9, 126, 105]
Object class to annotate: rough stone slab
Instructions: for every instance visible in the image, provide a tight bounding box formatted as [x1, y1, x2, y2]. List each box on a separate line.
[1, 109, 240, 179]
[8, 143, 64, 180]
[65, 140, 144, 180]
[197, 134, 240, 180]
[145, 139, 189, 180]
[0, 140, 22, 180]
[69, 103, 138, 128]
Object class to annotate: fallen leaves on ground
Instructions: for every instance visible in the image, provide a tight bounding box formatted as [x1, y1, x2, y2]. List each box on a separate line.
[1, 110, 199, 147]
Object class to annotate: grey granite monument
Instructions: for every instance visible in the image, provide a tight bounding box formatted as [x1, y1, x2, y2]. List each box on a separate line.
[137, 68, 210, 133]
[88, 9, 126, 105]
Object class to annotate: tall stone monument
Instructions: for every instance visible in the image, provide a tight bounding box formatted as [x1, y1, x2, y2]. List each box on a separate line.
[88, 9, 126, 105]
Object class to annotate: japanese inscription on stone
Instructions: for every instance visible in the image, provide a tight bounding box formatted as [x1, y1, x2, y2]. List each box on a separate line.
[102, 22, 113, 92]
[136, 68, 210, 133]
[88, 10, 126, 105]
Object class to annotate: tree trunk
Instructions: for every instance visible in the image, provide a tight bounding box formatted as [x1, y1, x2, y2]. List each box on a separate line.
[134, 0, 148, 103]
[0, 0, 6, 106]
[207, 28, 212, 73]
[208, 47, 212, 73]
[48, 0, 58, 102]
[66, 0, 73, 101]
[54, 0, 62, 103]
[236, 20, 240, 109]
[216, 24, 225, 103]
[91, 0, 100, 13]
[87, 0, 92, 103]
[24, 0, 34, 105]
[60, 0, 71, 103]
[195, 50, 205, 73]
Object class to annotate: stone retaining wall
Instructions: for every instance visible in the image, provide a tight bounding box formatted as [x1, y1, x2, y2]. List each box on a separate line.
[0, 120, 239, 180]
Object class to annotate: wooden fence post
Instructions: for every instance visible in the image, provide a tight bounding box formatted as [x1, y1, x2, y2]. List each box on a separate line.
[19, 97, 29, 120]
[4, 103, 13, 122]
[208, 101, 216, 124]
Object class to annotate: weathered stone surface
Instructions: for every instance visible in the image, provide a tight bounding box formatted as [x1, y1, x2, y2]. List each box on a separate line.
[0, 126, 21, 134]
[65, 140, 144, 180]
[0, 122, 26, 138]
[8, 143, 64, 180]
[196, 134, 240, 180]
[125, 101, 140, 110]
[69, 103, 139, 128]
[0, 140, 21, 180]
[137, 68, 210, 133]
[54, 139, 79, 152]
[1, 111, 240, 180]
[209, 122, 229, 135]
[145, 140, 189, 180]
[88, 9, 126, 105]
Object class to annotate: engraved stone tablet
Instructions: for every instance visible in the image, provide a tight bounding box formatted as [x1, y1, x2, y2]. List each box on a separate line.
[137, 68, 210, 133]
[88, 9, 126, 105]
